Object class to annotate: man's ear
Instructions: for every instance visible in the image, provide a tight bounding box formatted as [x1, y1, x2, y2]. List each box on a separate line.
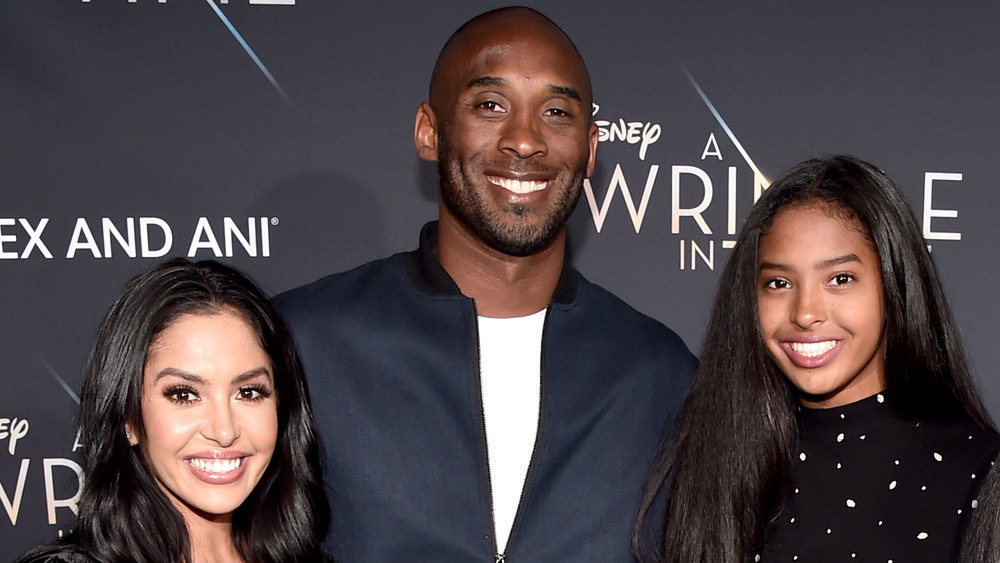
[585, 121, 598, 178]
[414, 102, 440, 162]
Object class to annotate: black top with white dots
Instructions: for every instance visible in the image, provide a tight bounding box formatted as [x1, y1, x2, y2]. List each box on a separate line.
[760, 392, 1000, 562]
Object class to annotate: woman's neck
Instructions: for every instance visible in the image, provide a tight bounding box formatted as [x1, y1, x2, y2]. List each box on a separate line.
[183, 510, 244, 563]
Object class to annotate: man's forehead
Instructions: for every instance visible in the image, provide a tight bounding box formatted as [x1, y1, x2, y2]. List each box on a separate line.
[429, 9, 591, 111]
[446, 28, 586, 89]
[449, 17, 577, 69]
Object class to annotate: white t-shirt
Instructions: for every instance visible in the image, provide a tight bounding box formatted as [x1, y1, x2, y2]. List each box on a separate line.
[477, 309, 545, 553]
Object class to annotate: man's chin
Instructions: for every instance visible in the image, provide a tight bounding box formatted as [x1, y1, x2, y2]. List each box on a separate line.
[480, 223, 562, 257]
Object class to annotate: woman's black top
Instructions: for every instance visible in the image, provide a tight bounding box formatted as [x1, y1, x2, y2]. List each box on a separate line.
[761, 392, 1000, 562]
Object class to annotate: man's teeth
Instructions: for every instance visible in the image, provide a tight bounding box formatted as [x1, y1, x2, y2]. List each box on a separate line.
[491, 177, 548, 194]
[188, 458, 242, 473]
[789, 341, 837, 358]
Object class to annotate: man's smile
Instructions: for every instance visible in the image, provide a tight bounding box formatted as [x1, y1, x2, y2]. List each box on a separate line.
[487, 174, 549, 194]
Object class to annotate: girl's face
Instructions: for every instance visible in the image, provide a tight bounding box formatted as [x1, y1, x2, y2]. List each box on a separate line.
[756, 203, 886, 408]
[129, 309, 278, 523]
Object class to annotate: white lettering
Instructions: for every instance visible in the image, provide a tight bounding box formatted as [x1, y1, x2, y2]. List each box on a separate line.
[593, 109, 661, 160]
[753, 168, 770, 202]
[583, 164, 659, 233]
[224, 217, 256, 257]
[625, 121, 643, 144]
[20, 218, 52, 259]
[188, 217, 223, 257]
[727, 167, 738, 235]
[44, 458, 83, 524]
[102, 217, 136, 258]
[691, 239, 714, 270]
[923, 172, 962, 241]
[260, 217, 271, 257]
[0, 219, 17, 259]
[140, 217, 172, 257]
[671, 165, 713, 235]
[0, 459, 29, 525]
[0, 418, 29, 456]
[679, 240, 716, 271]
[638, 124, 660, 161]
[701, 133, 722, 160]
[66, 219, 101, 258]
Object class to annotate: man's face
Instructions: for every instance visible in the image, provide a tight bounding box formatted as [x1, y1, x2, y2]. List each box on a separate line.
[430, 20, 597, 256]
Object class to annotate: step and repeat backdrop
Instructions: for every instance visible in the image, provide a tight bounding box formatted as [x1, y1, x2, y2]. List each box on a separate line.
[3, 1, 999, 556]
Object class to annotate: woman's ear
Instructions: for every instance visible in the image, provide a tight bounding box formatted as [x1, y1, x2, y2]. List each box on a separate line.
[125, 423, 138, 446]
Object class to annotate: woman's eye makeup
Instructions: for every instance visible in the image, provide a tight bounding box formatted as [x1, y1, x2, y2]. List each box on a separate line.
[237, 385, 273, 402]
[163, 384, 198, 405]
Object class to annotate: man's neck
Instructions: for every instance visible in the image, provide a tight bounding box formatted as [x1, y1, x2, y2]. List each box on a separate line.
[435, 212, 565, 319]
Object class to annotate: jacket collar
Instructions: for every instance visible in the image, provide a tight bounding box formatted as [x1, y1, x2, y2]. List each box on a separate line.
[406, 221, 577, 306]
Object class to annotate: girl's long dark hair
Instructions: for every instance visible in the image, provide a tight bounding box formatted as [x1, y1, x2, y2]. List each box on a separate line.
[18, 258, 329, 563]
[961, 452, 1000, 562]
[634, 155, 993, 562]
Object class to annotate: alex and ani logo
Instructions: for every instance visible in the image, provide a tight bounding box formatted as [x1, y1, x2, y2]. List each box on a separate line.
[0, 217, 277, 260]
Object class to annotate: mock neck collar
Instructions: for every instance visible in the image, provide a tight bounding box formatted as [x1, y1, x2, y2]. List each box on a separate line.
[405, 221, 578, 306]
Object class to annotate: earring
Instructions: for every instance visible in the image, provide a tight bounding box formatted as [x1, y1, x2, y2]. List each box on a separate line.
[125, 431, 131, 439]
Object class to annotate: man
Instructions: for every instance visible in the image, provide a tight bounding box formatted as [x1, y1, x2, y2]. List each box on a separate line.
[276, 7, 694, 562]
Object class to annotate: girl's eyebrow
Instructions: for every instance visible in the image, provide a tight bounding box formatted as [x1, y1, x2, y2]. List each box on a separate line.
[758, 260, 789, 272]
[759, 253, 862, 273]
[816, 253, 862, 269]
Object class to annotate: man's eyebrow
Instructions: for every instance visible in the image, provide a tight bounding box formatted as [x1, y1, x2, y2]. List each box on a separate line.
[549, 85, 581, 102]
[466, 76, 505, 90]
[464, 77, 582, 103]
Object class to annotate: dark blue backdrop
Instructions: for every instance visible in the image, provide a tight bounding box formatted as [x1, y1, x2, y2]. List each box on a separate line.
[3, 1, 999, 558]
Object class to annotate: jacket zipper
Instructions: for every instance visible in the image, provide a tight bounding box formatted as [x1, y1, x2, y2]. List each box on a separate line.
[475, 304, 550, 563]
[471, 300, 502, 562]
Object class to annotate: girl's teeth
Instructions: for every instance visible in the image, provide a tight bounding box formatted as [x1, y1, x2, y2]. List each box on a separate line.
[790, 341, 837, 357]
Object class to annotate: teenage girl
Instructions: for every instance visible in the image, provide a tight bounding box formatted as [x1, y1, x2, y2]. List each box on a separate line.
[636, 155, 999, 562]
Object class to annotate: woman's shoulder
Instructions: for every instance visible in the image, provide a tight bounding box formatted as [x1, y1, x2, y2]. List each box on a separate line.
[14, 542, 92, 563]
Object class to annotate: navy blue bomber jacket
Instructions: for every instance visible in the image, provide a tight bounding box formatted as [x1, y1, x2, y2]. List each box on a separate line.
[274, 222, 695, 562]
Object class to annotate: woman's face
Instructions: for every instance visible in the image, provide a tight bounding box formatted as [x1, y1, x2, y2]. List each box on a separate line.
[756, 203, 886, 408]
[130, 308, 278, 521]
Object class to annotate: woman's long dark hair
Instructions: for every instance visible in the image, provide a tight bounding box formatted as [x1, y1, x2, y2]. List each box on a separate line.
[18, 258, 329, 563]
[634, 155, 994, 562]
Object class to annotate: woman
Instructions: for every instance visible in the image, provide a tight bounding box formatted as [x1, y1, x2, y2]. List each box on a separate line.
[636, 155, 999, 561]
[17, 258, 329, 563]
